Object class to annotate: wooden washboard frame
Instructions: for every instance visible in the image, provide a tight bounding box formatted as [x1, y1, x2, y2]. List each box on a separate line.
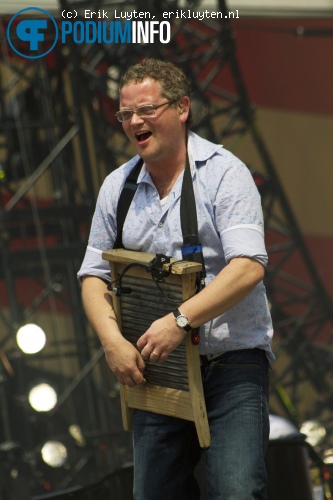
[102, 249, 211, 449]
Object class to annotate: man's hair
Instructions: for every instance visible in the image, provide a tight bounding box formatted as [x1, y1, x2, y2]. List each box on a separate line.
[119, 58, 193, 126]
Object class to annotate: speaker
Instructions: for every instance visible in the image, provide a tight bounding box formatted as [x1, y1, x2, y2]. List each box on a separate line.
[266, 439, 313, 500]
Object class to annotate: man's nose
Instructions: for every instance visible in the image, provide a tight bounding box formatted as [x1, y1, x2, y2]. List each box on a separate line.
[129, 111, 145, 125]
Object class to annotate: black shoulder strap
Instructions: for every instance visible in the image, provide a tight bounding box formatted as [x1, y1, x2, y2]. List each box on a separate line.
[180, 155, 199, 249]
[114, 152, 206, 287]
[113, 158, 143, 249]
[180, 154, 206, 287]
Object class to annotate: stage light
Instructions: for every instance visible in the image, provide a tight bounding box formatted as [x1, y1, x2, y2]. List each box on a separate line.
[28, 383, 57, 412]
[69, 424, 86, 447]
[41, 441, 67, 468]
[16, 324, 46, 354]
[323, 448, 333, 464]
[300, 420, 326, 447]
[107, 65, 120, 100]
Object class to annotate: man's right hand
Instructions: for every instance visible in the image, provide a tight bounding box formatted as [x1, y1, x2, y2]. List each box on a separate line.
[81, 276, 146, 387]
[104, 337, 146, 387]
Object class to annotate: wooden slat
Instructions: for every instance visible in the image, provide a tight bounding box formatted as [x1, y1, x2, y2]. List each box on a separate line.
[103, 248, 202, 274]
[125, 385, 194, 421]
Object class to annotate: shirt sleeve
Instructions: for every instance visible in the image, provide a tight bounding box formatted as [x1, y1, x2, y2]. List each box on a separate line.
[214, 152, 268, 267]
[77, 178, 117, 282]
[221, 225, 268, 267]
[77, 155, 142, 282]
[77, 246, 111, 282]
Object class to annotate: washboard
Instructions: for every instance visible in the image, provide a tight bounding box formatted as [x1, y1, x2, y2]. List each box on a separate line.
[102, 249, 210, 449]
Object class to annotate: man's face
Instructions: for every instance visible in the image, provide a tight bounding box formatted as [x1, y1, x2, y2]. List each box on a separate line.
[119, 78, 189, 167]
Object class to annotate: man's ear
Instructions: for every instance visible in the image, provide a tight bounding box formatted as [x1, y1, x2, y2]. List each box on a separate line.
[179, 96, 190, 123]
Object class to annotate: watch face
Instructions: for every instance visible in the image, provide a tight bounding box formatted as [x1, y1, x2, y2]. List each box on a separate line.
[177, 315, 188, 328]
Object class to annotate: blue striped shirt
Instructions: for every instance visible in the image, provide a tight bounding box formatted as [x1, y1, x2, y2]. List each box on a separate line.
[78, 131, 274, 362]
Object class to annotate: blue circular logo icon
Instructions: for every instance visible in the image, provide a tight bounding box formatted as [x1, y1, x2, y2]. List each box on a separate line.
[7, 7, 58, 59]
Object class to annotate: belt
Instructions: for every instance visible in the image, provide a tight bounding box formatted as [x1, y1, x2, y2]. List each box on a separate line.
[200, 352, 224, 366]
[200, 348, 266, 367]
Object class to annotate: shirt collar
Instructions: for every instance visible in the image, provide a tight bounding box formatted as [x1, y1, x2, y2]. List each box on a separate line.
[187, 130, 223, 163]
[136, 131, 223, 182]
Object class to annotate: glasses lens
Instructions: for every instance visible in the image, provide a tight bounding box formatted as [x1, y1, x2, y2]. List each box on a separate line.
[116, 110, 132, 122]
[137, 105, 156, 116]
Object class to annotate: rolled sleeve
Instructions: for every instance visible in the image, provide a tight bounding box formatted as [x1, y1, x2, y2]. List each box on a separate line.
[221, 225, 268, 267]
[77, 246, 111, 283]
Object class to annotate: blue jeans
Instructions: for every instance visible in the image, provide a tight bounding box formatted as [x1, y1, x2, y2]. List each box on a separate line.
[132, 348, 270, 500]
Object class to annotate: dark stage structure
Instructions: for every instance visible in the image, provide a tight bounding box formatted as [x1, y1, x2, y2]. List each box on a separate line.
[0, 0, 333, 498]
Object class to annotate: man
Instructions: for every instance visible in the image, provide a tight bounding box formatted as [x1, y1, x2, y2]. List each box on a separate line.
[78, 58, 274, 499]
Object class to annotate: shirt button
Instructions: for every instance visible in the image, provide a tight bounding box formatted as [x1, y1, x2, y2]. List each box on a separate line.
[158, 222, 163, 227]
[153, 191, 157, 196]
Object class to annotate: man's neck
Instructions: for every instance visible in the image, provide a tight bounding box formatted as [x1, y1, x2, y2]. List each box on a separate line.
[150, 157, 186, 198]
[151, 172, 181, 199]
[143, 131, 188, 198]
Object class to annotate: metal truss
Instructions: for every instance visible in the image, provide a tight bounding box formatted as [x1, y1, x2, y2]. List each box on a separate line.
[0, 0, 333, 495]
[0, 8, 130, 496]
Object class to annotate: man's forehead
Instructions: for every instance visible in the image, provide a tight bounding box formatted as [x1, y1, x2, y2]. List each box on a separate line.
[120, 78, 163, 96]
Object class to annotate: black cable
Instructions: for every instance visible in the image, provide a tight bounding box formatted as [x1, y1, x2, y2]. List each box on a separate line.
[106, 257, 197, 303]
[107, 262, 149, 291]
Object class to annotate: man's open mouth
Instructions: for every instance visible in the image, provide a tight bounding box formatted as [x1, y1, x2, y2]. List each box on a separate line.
[135, 131, 152, 144]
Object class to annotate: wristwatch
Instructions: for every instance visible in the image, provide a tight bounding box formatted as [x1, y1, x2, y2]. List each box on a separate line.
[173, 309, 192, 332]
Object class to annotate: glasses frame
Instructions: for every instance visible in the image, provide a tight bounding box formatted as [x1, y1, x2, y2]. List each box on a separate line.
[115, 100, 177, 123]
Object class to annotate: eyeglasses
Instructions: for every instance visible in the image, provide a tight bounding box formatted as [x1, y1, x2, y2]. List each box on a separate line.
[115, 100, 176, 123]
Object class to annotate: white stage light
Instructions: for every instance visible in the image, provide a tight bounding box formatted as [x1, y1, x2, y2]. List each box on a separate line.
[16, 324, 46, 354]
[28, 383, 57, 412]
[41, 441, 67, 468]
[300, 420, 326, 447]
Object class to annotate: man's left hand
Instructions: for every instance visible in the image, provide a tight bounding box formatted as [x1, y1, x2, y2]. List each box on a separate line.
[137, 313, 186, 363]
